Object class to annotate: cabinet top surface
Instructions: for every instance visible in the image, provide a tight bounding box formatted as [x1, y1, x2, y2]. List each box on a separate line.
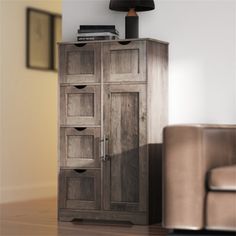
[58, 38, 169, 45]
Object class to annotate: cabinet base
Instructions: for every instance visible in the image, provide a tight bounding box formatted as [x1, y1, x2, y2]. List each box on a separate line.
[58, 209, 149, 225]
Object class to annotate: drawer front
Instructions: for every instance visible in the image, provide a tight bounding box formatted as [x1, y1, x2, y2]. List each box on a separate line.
[59, 43, 101, 84]
[59, 169, 101, 210]
[60, 85, 101, 126]
[103, 40, 146, 82]
[60, 127, 101, 168]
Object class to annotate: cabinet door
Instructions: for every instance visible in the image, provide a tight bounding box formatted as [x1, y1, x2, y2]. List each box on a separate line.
[60, 85, 101, 126]
[103, 41, 146, 82]
[103, 84, 148, 212]
[59, 169, 101, 210]
[60, 127, 101, 168]
[59, 43, 101, 84]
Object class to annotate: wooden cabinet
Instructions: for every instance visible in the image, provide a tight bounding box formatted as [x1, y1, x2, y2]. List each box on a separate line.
[58, 39, 168, 225]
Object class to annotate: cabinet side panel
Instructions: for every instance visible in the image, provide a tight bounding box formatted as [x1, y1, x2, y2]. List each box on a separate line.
[59, 44, 66, 83]
[147, 41, 168, 144]
[149, 143, 162, 223]
[58, 44, 64, 220]
[147, 41, 168, 223]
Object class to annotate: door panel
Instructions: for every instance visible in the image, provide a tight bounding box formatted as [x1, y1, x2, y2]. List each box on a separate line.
[103, 41, 146, 82]
[60, 85, 101, 126]
[59, 44, 101, 84]
[59, 169, 101, 210]
[103, 84, 147, 212]
[110, 49, 139, 75]
[110, 93, 139, 204]
[60, 127, 100, 168]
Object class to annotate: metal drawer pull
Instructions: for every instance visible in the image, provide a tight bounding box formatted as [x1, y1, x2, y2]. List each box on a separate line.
[74, 85, 87, 89]
[100, 135, 109, 161]
[74, 169, 87, 173]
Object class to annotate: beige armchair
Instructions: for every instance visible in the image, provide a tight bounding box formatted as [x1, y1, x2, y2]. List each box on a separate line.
[163, 125, 236, 232]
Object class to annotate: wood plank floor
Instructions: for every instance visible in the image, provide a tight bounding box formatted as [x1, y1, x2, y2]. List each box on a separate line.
[0, 198, 168, 236]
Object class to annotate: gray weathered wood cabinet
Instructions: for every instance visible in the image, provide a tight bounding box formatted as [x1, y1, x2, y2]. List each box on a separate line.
[58, 38, 168, 225]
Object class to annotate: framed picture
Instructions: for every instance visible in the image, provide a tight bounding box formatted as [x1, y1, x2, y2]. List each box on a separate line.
[26, 8, 62, 71]
[26, 8, 52, 70]
[53, 15, 62, 71]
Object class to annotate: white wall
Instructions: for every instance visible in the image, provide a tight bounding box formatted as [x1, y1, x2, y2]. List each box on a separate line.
[62, 0, 236, 124]
[0, 0, 61, 203]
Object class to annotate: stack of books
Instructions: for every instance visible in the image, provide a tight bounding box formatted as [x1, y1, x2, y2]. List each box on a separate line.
[77, 25, 119, 41]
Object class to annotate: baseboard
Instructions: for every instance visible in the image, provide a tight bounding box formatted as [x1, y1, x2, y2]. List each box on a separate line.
[0, 182, 57, 204]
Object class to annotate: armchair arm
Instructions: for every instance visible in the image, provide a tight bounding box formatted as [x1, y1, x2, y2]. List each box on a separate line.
[163, 125, 236, 230]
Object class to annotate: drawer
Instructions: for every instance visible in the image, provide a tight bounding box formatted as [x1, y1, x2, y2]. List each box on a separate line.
[60, 127, 101, 168]
[103, 40, 146, 82]
[59, 169, 101, 210]
[60, 85, 101, 126]
[59, 43, 101, 84]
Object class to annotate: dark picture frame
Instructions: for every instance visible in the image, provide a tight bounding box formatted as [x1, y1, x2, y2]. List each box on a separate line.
[26, 8, 61, 71]
[53, 14, 62, 71]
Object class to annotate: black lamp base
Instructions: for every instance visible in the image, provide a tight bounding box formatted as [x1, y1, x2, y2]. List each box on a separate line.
[125, 15, 139, 39]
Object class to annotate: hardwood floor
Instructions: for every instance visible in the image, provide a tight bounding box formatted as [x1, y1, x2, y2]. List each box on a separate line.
[0, 198, 168, 236]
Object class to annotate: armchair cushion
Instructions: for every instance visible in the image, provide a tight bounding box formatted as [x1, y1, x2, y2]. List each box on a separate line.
[206, 192, 236, 230]
[208, 165, 236, 191]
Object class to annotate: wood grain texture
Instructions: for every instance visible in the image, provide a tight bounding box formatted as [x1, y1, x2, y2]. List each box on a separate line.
[59, 169, 101, 210]
[59, 37, 169, 45]
[60, 85, 101, 126]
[68, 135, 93, 159]
[110, 49, 139, 74]
[67, 93, 94, 117]
[60, 127, 100, 168]
[59, 43, 101, 84]
[149, 144, 163, 224]
[103, 41, 146, 82]
[59, 208, 148, 225]
[0, 198, 169, 235]
[58, 39, 169, 225]
[103, 84, 147, 214]
[146, 41, 168, 224]
[67, 50, 94, 75]
[147, 41, 168, 143]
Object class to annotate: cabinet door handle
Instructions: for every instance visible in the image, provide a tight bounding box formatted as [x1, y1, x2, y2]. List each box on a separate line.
[74, 43, 87, 47]
[74, 169, 87, 173]
[118, 40, 131, 45]
[100, 135, 109, 161]
[74, 85, 87, 89]
[74, 127, 86, 131]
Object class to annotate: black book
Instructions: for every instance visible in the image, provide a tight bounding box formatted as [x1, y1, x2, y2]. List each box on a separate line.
[80, 25, 116, 30]
[78, 29, 119, 35]
[77, 35, 118, 41]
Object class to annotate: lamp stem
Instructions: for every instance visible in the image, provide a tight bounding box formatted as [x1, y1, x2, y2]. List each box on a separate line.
[125, 8, 139, 39]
